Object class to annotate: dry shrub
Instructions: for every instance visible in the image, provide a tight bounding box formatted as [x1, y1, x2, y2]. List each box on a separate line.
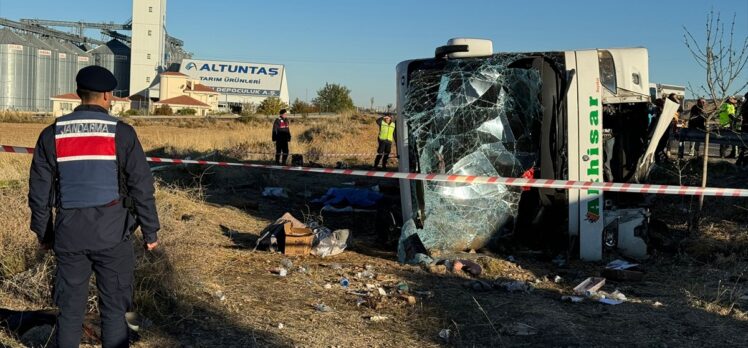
[1, 255, 54, 306]
[0, 111, 52, 124]
[297, 125, 343, 143]
[0, 184, 37, 280]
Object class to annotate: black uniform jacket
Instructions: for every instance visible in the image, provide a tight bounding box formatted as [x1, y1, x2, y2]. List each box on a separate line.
[28, 105, 160, 253]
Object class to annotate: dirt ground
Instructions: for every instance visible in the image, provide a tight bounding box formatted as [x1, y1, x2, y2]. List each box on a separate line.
[1, 120, 747, 347]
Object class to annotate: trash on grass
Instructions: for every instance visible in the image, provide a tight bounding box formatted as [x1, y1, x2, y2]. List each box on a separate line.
[280, 259, 293, 269]
[313, 303, 333, 312]
[573, 277, 606, 296]
[262, 187, 289, 198]
[439, 328, 451, 342]
[312, 229, 350, 258]
[606, 259, 639, 270]
[367, 315, 389, 322]
[269, 267, 287, 277]
[561, 295, 584, 303]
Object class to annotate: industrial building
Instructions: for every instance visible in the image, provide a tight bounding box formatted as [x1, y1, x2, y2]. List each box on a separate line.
[0, 0, 286, 114]
[0, 0, 188, 112]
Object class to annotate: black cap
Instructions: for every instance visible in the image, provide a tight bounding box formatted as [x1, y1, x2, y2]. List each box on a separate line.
[76, 66, 118, 92]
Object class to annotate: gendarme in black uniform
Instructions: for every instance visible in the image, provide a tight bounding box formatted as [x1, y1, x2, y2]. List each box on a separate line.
[28, 66, 160, 348]
[271, 109, 291, 165]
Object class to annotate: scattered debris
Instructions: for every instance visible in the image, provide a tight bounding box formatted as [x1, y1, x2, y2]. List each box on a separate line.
[311, 187, 383, 210]
[125, 312, 151, 332]
[499, 280, 533, 293]
[269, 268, 287, 277]
[598, 298, 624, 305]
[340, 277, 350, 288]
[554, 275, 563, 283]
[329, 263, 343, 270]
[602, 259, 644, 281]
[458, 260, 483, 277]
[606, 259, 639, 270]
[573, 277, 606, 296]
[262, 187, 289, 198]
[280, 258, 293, 269]
[427, 264, 448, 275]
[283, 220, 314, 256]
[501, 322, 538, 336]
[396, 282, 410, 293]
[313, 303, 333, 312]
[561, 295, 585, 303]
[438, 328, 451, 342]
[377, 288, 387, 296]
[277, 323, 284, 329]
[356, 270, 375, 279]
[609, 290, 627, 301]
[366, 315, 389, 322]
[401, 295, 417, 305]
[653, 301, 664, 307]
[255, 212, 310, 254]
[213, 291, 226, 301]
[324, 284, 332, 290]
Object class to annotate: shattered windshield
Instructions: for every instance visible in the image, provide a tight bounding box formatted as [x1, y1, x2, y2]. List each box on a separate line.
[399, 54, 544, 261]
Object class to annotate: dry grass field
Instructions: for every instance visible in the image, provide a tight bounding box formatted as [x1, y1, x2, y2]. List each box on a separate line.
[1, 117, 747, 347]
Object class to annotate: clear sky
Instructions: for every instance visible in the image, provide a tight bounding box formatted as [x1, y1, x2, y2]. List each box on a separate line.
[1, 0, 746, 107]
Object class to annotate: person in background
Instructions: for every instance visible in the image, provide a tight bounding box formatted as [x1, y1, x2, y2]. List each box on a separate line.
[687, 98, 707, 157]
[737, 93, 748, 166]
[373, 113, 396, 169]
[272, 109, 291, 165]
[668, 94, 684, 158]
[718, 96, 738, 158]
[28, 66, 160, 348]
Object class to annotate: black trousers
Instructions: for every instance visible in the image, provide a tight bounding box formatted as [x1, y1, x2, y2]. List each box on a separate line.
[374, 140, 392, 168]
[275, 141, 289, 164]
[55, 241, 134, 348]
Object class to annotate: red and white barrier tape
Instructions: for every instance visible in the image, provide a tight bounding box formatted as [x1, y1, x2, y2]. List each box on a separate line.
[3, 145, 747, 197]
[243, 152, 398, 158]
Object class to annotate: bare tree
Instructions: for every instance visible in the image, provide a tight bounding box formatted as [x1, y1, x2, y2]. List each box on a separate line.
[683, 10, 748, 229]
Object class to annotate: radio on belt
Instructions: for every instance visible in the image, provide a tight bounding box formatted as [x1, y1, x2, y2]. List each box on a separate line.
[395, 38, 676, 261]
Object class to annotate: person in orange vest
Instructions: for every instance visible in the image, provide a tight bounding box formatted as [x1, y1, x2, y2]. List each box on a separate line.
[374, 114, 396, 169]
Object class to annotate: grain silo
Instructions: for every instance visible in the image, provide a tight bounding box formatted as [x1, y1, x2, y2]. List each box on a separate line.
[23, 34, 57, 111]
[0, 28, 35, 110]
[45, 39, 76, 96]
[61, 42, 92, 86]
[89, 39, 130, 97]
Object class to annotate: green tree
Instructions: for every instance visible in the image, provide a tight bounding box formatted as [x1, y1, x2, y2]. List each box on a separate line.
[312, 83, 354, 113]
[176, 108, 197, 115]
[291, 98, 312, 115]
[257, 97, 288, 116]
[153, 104, 173, 116]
